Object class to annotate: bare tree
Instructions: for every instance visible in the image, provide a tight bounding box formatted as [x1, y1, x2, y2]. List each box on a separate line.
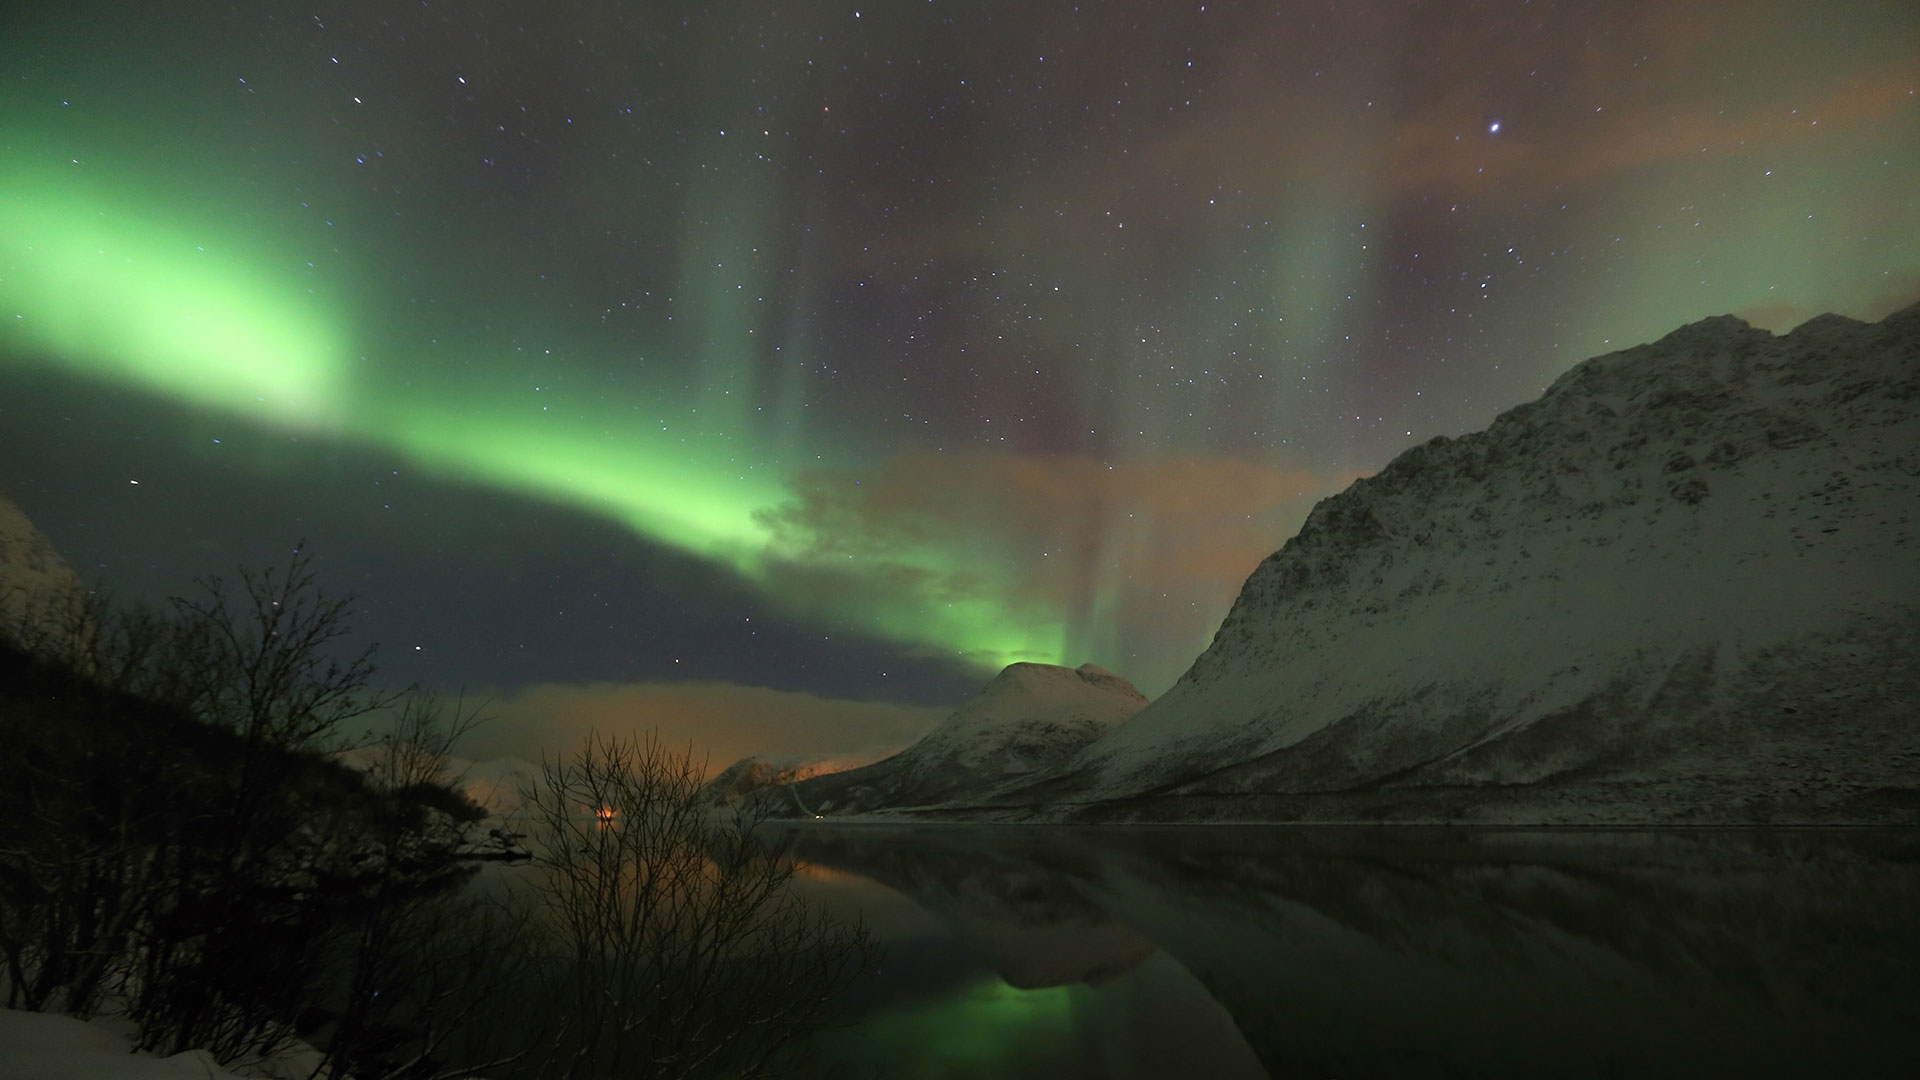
[311, 690, 524, 1080]
[0, 640, 169, 1015]
[0, 546, 500, 1068]
[4, 552, 876, 1079]
[101, 549, 398, 1060]
[334, 892, 546, 1080]
[113, 546, 391, 752]
[369, 690, 486, 791]
[515, 732, 878, 1080]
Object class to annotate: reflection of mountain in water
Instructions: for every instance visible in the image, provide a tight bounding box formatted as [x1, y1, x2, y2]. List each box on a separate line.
[785, 825, 1920, 1079]
[789, 826, 1156, 990]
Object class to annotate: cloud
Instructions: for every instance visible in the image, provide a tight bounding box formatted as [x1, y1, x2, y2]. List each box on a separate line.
[964, 3, 1918, 254]
[757, 451, 1350, 692]
[462, 680, 949, 774]
[765, 451, 1327, 596]
[1379, 8, 1919, 197]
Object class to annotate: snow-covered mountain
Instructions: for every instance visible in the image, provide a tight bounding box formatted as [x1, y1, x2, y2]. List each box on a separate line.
[701, 753, 876, 807]
[778, 662, 1148, 815]
[1007, 303, 1920, 824]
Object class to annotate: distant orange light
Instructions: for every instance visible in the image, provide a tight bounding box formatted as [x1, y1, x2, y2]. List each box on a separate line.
[595, 805, 618, 826]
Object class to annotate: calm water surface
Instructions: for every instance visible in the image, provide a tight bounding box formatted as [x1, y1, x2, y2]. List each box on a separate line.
[781, 824, 1920, 1079]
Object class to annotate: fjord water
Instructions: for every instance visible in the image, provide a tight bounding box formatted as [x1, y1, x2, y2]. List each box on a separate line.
[783, 825, 1920, 1078]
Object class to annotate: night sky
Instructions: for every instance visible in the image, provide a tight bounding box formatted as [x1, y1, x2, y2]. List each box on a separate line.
[3, 1, 1915, 765]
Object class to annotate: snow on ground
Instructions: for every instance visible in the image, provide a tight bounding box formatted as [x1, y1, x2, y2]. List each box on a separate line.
[0, 1008, 348, 1080]
[0, 1010, 238, 1080]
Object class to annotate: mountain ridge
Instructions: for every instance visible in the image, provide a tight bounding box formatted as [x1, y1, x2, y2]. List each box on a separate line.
[989, 303, 1920, 823]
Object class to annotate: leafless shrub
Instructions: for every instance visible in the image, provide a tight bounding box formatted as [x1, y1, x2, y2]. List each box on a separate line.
[3, 553, 873, 1080]
[0, 548, 501, 1071]
[513, 732, 878, 1080]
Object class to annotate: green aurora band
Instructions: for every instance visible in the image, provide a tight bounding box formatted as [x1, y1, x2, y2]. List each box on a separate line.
[0, 164, 348, 426]
[7, 0, 1913, 695]
[0, 162, 1067, 671]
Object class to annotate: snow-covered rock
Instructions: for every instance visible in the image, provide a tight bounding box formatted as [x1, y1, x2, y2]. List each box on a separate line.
[1012, 302, 1920, 823]
[0, 491, 89, 659]
[782, 663, 1148, 815]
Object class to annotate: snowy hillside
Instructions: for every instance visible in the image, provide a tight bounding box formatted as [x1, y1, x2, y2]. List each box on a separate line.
[0, 1009, 244, 1079]
[0, 491, 88, 656]
[778, 663, 1148, 815]
[1007, 303, 1920, 823]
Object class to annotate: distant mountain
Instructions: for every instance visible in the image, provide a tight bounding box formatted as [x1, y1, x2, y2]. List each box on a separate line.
[701, 753, 876, 808]
[0, 490, 89, 658]
[778, 662, 1148, 816]
[1004, 302, 1920, 824]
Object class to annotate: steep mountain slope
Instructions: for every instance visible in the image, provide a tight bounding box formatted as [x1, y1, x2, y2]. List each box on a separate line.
[1010, 303, 1920, 823]
[779, 663, 1148, 815]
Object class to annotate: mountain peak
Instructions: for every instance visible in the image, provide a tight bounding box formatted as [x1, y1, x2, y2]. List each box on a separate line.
[780, 661, 1148, 815]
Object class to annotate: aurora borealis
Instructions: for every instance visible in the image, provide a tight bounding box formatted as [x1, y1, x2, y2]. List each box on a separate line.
[3, 0, 1916, 760]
